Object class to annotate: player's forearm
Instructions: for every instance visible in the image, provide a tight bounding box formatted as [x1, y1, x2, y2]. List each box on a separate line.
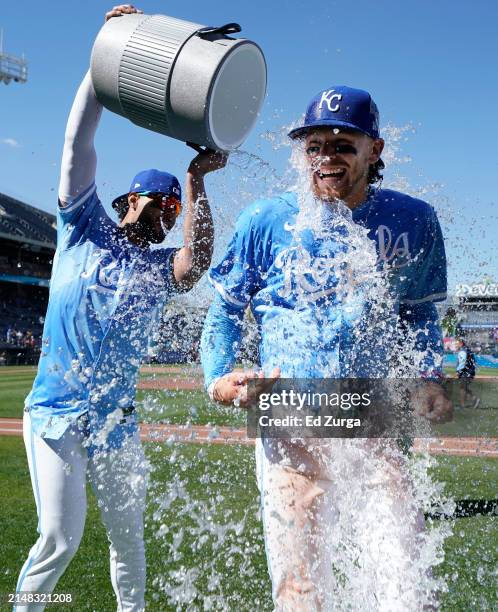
[200, 294, 244, 388]
[399, 302, 444, 377]
[174, 172, 214, 288]
[59, 71, 103, 204]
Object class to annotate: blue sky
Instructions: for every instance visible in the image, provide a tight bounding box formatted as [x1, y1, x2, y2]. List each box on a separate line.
[1, 0, 497, 291]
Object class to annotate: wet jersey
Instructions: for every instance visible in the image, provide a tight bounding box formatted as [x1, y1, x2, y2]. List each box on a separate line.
[202, 188, 447, 383]
[25, 185, 177, 439]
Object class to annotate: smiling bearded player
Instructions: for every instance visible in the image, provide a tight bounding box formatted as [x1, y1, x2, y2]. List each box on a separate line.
[14, 5, 227, 611]
[201, 85, 452, 610]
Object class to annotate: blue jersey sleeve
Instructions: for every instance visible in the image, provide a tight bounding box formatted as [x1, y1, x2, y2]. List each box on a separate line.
[201, 294, 245, 388]
[208, 206, 262, 310]
[398, 301, 444, 377]
[202, 205, 264, 388]
[402, 205, 447, 305]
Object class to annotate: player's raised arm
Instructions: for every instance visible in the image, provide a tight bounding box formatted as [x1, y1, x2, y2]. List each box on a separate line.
[58, 5, 143, 207]
[58, 71, 102, 206]
[173, 150, 227, 290]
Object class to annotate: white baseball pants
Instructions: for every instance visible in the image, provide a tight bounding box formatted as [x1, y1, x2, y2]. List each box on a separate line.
[15, 412, 148, 612]
[256, 438, 436, 612]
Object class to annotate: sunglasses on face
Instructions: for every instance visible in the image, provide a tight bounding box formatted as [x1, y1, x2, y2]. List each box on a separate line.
[136, 192, 182, 217]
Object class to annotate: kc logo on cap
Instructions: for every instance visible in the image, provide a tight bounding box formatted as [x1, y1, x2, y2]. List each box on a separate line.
[318, 90, 343, 113]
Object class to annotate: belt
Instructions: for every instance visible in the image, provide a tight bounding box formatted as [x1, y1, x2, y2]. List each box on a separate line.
[77, 406, 136, 429]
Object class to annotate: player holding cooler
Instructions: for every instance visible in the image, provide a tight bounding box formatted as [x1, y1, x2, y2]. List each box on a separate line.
[201, 86, 452, 609]
[15, 5, 227, 611]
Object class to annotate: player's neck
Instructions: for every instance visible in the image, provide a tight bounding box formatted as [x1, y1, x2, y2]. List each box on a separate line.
[344, 182, 370, 210]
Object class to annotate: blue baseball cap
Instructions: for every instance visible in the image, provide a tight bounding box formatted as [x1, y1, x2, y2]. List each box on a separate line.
[288, 86, 380, 140]
[112, 169, 182, 214]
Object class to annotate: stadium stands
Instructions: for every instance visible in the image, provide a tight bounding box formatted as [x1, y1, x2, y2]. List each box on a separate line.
[0, 192, 54, 363]
[1, 191, 495, 367]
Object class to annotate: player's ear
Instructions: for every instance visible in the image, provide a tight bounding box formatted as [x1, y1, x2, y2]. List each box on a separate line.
[128, 193, 139, 211]
[369, 138, 384, 164]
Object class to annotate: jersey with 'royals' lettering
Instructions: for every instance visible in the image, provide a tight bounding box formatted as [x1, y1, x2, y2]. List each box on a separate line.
[202, 188, 447, 384]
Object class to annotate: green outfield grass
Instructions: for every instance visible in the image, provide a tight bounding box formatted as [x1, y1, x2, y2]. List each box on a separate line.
[0, 438, 496, 611]
[0, 367, 36, 418]
[1, 366, 497, 434]
[444, 366, 498, 377]
[137, 388, 246, 427]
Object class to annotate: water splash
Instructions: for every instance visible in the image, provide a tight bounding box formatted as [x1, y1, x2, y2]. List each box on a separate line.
[145, 443, 272, 610]
[140, 120, 457, 609]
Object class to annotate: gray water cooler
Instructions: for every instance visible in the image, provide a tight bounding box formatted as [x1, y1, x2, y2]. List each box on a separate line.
[90, 13, 267, 151]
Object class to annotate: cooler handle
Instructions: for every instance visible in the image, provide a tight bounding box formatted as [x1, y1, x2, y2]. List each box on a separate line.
[197, 23, 242, 38]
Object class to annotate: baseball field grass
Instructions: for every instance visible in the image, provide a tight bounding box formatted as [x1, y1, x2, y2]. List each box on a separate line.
[0, 365, 497, 610]
[0, 437, 497, 611]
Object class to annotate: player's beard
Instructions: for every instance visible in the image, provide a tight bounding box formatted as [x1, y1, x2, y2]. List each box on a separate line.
[137, 208, 171, 244]
[121, 218, 165, 247]
[312, 165, 368, 205]
[144, 219, 166, 244]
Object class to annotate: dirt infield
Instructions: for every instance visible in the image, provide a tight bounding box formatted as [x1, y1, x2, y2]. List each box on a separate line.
[138, 378, 203, 390]
[138, 365, 204, 390]
[140, 366, 207, 377]
[1, 418, 496, 457]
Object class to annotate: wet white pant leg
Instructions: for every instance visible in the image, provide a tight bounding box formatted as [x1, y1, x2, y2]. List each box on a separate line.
[256, 439, 333, 612]
[88, 430, 148, 612]
[356, 451, 430, 612]
[15, 413, 88, 611]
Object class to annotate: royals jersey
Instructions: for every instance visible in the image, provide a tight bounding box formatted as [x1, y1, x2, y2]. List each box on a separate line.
[25, 184, 178, 439]
[204, 188, 446, 380]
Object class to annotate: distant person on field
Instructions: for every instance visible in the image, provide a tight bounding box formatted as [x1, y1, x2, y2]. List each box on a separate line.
[456, 338, 480, 409]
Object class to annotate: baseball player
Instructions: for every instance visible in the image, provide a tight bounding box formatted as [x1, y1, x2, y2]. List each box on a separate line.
[201, 86, 452, 609]
[456, 338, 480, 408]
[15, 5, 226, 611]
